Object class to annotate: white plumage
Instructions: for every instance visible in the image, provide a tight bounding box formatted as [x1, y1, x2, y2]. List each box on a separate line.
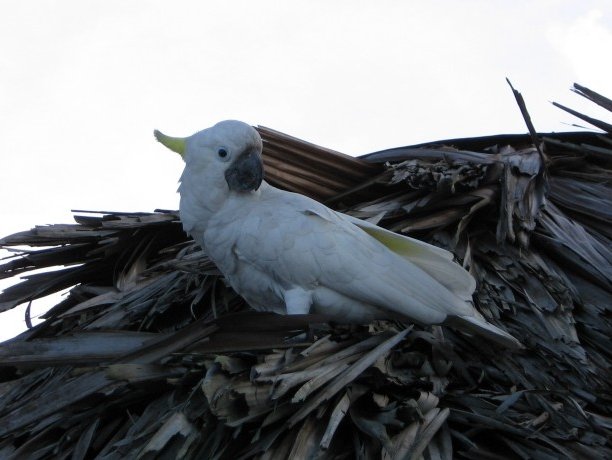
[155, 120, 521, 348]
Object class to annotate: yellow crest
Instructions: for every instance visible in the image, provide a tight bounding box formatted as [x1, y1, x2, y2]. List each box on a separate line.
[154, 130, 186, 156]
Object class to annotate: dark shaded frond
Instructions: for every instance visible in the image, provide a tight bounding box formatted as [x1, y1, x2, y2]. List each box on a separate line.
[0, 83, 610, 459]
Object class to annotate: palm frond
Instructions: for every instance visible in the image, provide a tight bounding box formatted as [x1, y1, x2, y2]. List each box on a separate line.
[0, 83, 610, 459]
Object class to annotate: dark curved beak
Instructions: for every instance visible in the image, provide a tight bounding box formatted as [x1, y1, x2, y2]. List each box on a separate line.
[224, 149, 264, 192]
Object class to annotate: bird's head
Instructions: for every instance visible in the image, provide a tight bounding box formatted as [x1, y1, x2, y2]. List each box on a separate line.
[154, 120, 264, 193]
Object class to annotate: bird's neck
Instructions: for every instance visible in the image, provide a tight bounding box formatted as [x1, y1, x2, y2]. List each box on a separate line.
[178, 173, 223, 235]
[178, 174, 267, 237]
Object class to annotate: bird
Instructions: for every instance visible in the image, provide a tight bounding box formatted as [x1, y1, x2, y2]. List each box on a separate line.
[154, 120, 521, 348]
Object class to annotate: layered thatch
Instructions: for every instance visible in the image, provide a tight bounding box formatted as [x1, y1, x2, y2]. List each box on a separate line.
[0, 83, 610, 459]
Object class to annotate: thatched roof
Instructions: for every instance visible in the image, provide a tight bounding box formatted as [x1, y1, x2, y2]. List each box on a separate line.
[0, 83, 610, 459]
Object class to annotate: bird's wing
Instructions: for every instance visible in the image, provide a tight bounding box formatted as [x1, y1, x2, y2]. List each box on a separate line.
[343, 214, 476, 301]
[232, 190, 476, 325]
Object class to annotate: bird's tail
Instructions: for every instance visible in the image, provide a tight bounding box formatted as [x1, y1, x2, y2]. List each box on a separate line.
[445, 314, 523, 349]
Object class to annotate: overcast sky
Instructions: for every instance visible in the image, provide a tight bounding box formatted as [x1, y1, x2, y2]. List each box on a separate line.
[1, 0, 610, 340]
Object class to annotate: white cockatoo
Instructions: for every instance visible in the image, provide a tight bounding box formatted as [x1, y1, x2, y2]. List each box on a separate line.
[155, 120, 521, 348]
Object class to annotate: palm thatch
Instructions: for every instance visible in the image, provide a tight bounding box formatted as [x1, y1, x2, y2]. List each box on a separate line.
[0, 83, 610, 459]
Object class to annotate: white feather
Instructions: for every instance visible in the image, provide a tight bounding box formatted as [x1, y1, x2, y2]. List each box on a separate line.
[168, 120, 521, 348]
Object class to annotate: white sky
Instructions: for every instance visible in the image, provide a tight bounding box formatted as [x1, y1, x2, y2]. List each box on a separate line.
[1, 0, 610, 341]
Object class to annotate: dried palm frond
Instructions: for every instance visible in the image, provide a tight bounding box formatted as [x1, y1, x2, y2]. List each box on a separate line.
[0, 83, 610, 459]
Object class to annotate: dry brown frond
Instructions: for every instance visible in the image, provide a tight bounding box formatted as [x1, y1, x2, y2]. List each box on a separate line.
[0, 83, 610, 459]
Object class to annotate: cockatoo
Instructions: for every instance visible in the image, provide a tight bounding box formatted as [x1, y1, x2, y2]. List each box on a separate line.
[155, 120, 521, 348]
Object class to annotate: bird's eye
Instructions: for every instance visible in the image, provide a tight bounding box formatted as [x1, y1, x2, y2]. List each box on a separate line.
[217, 148, 229, 159]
